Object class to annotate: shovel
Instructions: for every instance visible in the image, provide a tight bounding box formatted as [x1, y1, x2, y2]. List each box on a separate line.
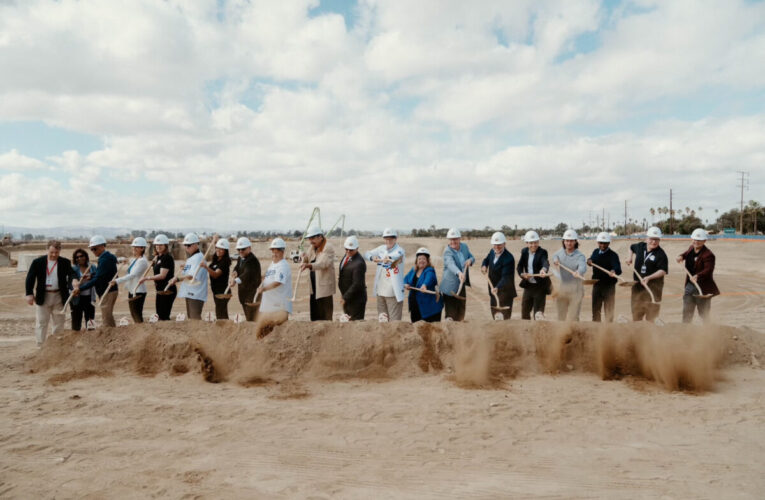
[215, 282, 233, 300]
[128, 257, 156, 302]
[455, 261, 469, 296]
[486, 275, 510, 311]
[557, 262, 598, 285]
[245, 287, 262, 309]
[681, 266, 713, 299]
[156, 268, 178, 296]
[98, 268, 122, 307]
[290, 266, 304, 302]
[61, 269, 93, 314]
[631, 267, 659, 304]
[188, 235, 218, 286]
[589, 261, 635, 287]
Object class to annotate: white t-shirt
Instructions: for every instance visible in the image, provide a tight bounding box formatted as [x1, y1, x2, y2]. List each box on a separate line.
[527, 251, 537, 284]
[178, 252, 208, 301]
[260, 259, 292, 313]
[46, 259, 59, 291]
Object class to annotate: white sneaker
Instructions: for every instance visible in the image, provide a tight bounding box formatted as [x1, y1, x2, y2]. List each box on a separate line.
[493, 312, 504, 321]
[378, 312, 389, 323]
[86, 320, 96, 330]
[118, 317, 130, 327]
[617, 314, 629, 324]
[148, 314, 159, 324]
[338, 313, 351, 322]
[534, 311, 546, 321]
[175, 313, 186, 322]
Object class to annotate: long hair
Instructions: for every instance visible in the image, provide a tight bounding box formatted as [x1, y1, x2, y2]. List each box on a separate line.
[72, 248, 89, 265]
[561, 241, 579, 249]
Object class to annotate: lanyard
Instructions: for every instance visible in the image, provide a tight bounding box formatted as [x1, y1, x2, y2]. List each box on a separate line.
[46, 260, 58, 276]
[128, 259, 136, 273]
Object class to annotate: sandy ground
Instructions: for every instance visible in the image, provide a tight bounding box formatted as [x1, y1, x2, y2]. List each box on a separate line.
[1, 237, 764, 499]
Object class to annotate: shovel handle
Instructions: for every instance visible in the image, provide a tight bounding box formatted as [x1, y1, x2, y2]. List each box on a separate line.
[558, 262, 585, 280]
[98, 270, 121, 307]
[291, 268, 304, 301]
[60, 293, 74, 314]
[681, 266, 706, 296]
[589, 261, 625, 282]
[631, 267, 657, 304]
[131, 258, 155, 296]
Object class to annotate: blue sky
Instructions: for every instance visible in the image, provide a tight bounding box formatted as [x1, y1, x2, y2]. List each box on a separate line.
[1, 0, 763, 233]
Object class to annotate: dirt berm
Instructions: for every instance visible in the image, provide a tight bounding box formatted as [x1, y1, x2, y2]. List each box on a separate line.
[26, 317, 765, 392]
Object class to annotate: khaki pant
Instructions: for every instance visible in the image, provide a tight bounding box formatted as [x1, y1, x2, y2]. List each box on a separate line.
[35, 292, 64, 345]
[100, 290, 118, 327]
[376, 296, 403, 321]
[186, 298, 204, 320]
[556, 289, 583, 321]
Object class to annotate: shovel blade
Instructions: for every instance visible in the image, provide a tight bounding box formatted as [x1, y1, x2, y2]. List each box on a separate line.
[214, 294, 232, 300]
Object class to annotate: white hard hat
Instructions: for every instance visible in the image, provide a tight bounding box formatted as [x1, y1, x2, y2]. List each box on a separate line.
[691, 228, 708, 241]
[446, 228, 461, 239]
[562, 229, 578, 240]
[215, 238, 230, 250]
[646, 226, 663, 239]
[153, 234, 170, 245]
[415, 247, 430, 256]
[269, 237, 286, 249]
[490, 232, 506, 245]
[344, 235, 359, 250]
[596, 232, 611, 243]
[88, 235, 106, 247]
[305, 226, 323, 238]
[523, 230, 540, 243]
[131, 237, 148, 247]
[382, 227, 397, 238]
[183, 233, 200, 245]
[235, 237, 252, 249]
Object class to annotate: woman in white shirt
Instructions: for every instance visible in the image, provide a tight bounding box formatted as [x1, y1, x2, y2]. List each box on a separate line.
[258, 238, 292, 315]
[111, 237, 150, 323]
[170, 233, 209, 320]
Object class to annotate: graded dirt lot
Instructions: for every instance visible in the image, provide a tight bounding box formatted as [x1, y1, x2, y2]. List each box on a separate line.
[0, 237, 764, 498]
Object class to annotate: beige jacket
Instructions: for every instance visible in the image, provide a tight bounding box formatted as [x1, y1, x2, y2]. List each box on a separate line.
[306, 241, 336, 299]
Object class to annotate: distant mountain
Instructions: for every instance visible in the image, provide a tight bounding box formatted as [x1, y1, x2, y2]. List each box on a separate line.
[1, 226, 219, 239]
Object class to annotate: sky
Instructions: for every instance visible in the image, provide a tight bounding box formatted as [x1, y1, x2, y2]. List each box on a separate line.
[1, 0, 764, 234]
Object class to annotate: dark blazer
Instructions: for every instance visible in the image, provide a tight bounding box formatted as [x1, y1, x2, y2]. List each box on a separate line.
[482, 249, 517, 299]
[516, 247, 551, 293]
[338, 252, 366, 302]
[234, 252, 261, 299]
[25, 255, 75, 306]
[78, 251, 118, 297]
[680, 245, 720, 296]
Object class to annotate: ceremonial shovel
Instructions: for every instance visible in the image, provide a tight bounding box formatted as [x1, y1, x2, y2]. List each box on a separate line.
[589, 261, 635, 287]
[61, 269, 91, 314]
[631, 267, 659, 304]
[214, 282, 233, 300]
[156, 268, 179, 296]
[98, 268, 123, 307]
[557, 262, 599, 285]
[486, 275, 510, 312]
[682, 266, 713, 299]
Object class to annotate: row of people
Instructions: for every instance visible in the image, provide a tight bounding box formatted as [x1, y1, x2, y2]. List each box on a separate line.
[25, 225, 718, 344]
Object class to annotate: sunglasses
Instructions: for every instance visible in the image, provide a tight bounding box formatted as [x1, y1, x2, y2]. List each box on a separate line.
[184, 244, 194, 247]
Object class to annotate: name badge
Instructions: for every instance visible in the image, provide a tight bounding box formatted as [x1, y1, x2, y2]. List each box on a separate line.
[640, 265, 647, 274]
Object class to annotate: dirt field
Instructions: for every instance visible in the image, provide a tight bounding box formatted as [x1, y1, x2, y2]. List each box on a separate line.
[1, 237, 764, 498]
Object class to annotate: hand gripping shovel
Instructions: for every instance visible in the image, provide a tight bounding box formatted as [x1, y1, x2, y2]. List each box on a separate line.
[98, 268, 122, 307]
[589, 261, 635, 287]
[486, 275, 510, 312]
[215, 282, 233, 300]
[61, 269, 93, 314]
[682, 266, 713, 299]
[558, 262, 599, 285]
[406, 284, 441, 302]
[156, 267, 179, 296]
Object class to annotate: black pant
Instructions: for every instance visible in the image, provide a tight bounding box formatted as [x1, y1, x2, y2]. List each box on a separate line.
[409, 297, 441, 323]
[489, 289, 513, 320]
[239, 287, 257, 321]
[127, 292, 146, 323]
[343, 295, 366, 320]
[71, 299, 96, 331]
[443, 286, 466, 321]
[310, 295, 333, 321]
[521, 285, 547, 319]
[156, 291, 176, 321]
[213, 296, 229, 320]
[591, 283, 616, 323]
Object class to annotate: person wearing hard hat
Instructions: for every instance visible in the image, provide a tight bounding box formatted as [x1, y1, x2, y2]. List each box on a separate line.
[301, 226, 336, 321]
[338, 235, 367, 320]
[230, 236, 261, 321]
[202, 238, 232, 320]
[112, 237, 150, 323]
[404, 247, 442, 322]
[74, 235, 119, 327]
[626, 226, 668, 321]
[587, 232, 622, 323]
[69, 248, 97, 331]
[258, 238, 293, 315]
[139, 234, 176, 321]
[365, 228, 406, 321]
[676, 228, 719, 323]
[551, 229, 587, 321]
[517, 230, 551, 320]
[441, 228, 475, 321]
[24, 240, 76, 345]
[168, 233, 209, 320]
[480, 232, 516, 319]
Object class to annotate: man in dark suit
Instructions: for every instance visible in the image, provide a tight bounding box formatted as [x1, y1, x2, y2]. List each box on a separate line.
[517, 230, 551, 320]
[338, 236, 367, 320]
[230, 237, 261, 322]
[677, 228, 719, 323]
[24, 240, 76, 345]
[480, 232, 516, 320]
[587, 232, 622, 322]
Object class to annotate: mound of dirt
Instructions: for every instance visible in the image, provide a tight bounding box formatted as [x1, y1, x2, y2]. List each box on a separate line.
[26, 318, 764, 392]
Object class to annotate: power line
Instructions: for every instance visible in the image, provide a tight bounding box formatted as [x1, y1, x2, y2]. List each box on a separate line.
[737, 171, 749, 233]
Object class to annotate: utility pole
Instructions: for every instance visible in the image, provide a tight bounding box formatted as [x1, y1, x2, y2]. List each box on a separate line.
[624, 201, 627, 235]
[669, 188, 673, 235]
[737, 171, 749, 233]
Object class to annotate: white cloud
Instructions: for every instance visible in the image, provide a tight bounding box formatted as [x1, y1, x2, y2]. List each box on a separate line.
[0, 149, 46, 171]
